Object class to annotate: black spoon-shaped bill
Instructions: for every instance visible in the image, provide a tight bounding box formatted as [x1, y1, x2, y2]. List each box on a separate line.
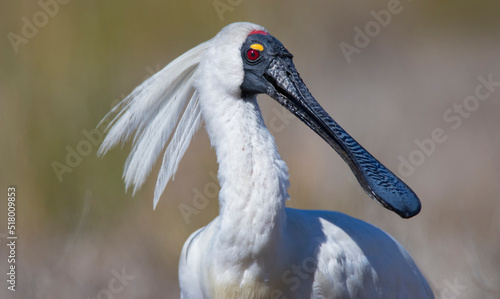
[264, 57, 421, 219]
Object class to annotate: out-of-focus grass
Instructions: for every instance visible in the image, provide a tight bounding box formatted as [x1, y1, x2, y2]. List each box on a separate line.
[1, 1, 499, 298]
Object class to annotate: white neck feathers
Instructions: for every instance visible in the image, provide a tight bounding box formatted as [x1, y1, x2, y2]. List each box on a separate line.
[200, 91, 290, 239]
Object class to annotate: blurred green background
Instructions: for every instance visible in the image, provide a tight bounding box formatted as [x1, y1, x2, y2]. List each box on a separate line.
[1, 0, 500, 298]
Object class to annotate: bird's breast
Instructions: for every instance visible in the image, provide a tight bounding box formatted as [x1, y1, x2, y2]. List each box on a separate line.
[208, 281, 278, 299]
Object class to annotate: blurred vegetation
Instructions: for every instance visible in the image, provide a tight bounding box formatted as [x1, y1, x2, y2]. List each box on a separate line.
[1, 0, 500, 298]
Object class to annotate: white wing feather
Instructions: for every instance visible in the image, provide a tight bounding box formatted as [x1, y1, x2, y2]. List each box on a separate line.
[154, 90, 202, 208]
[98, 39, 211, 207]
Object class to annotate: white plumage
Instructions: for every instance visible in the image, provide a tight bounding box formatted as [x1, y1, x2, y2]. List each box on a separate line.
[98, 40, 209, 208]
[99, 22, 434, 298]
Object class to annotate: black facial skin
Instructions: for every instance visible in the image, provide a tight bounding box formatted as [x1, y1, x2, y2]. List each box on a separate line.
[239, 33, 422, 219]
[240, 34, 293, 97]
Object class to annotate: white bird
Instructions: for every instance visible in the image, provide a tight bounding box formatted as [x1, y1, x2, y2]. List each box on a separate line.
[99, 22, 434, 298]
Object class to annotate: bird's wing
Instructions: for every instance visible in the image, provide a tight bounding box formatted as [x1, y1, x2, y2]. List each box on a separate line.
[284, 209, 434, 298]
[179, 219, 219, 299]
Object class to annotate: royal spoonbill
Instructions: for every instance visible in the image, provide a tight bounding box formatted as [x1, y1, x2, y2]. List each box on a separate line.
[99, 22, 433, 298]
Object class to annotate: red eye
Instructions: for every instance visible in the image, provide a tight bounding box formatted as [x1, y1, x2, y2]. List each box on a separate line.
[247, 49, 260, 61]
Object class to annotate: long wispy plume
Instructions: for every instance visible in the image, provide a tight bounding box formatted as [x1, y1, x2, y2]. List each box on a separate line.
[98, 40, 212, 209]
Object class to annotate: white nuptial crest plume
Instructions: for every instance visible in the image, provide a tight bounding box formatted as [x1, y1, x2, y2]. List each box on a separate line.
[98, 40, 213, 209]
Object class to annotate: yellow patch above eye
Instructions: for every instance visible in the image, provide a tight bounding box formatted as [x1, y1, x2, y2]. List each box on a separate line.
[250, 44, 264, 51]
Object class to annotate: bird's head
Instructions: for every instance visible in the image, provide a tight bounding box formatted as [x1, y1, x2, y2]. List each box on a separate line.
[194, 23, 297, 101]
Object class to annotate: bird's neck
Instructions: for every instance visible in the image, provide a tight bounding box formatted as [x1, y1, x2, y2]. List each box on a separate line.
[201, 93, 290, 263]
